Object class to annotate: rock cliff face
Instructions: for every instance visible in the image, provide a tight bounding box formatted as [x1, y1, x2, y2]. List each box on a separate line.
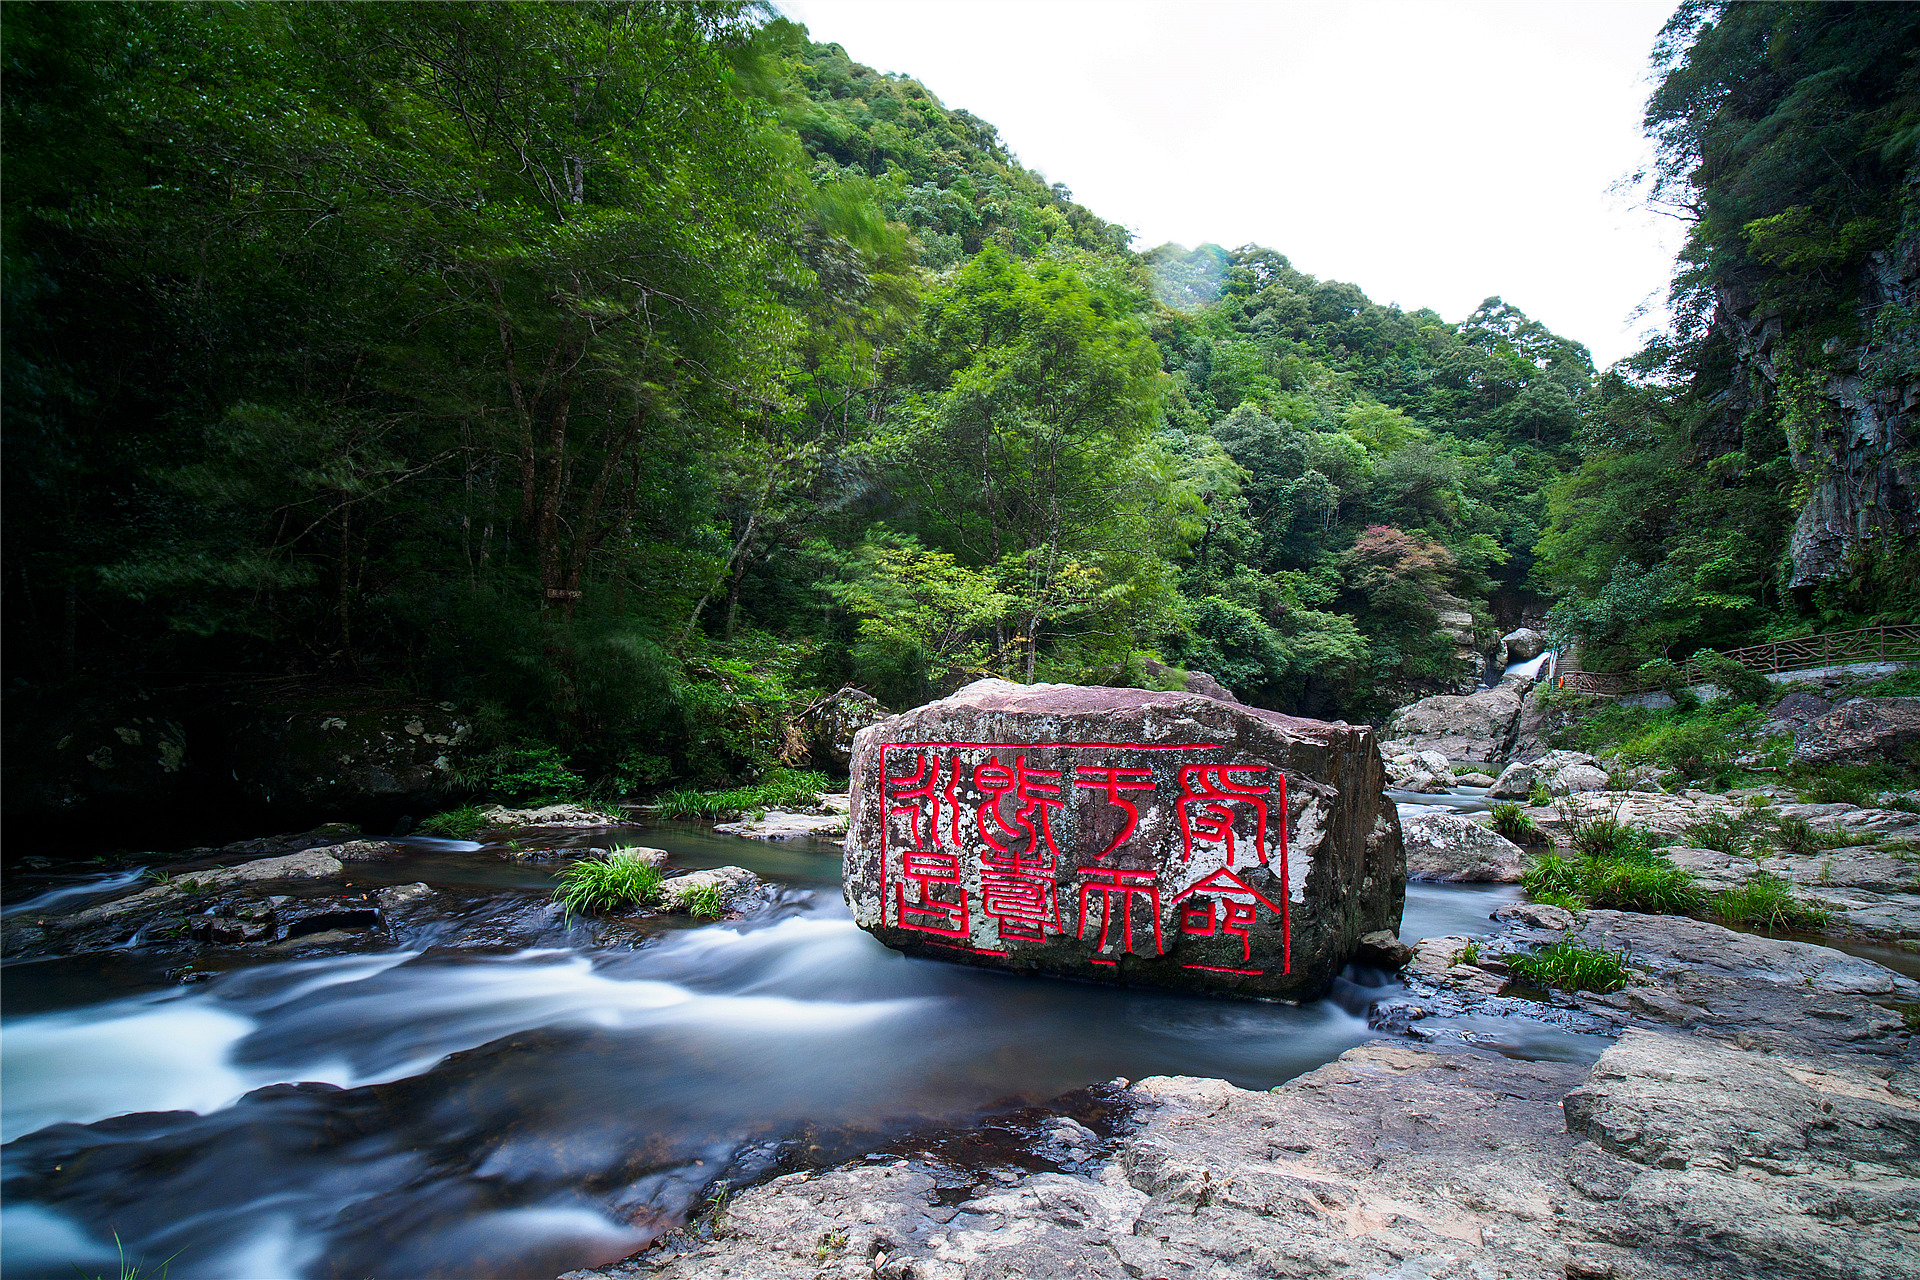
[1717, 235, 1919, 589]
[844, 680, 1403, 1000]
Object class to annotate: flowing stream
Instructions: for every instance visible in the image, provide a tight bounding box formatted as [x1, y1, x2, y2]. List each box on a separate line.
[3, 822, 1561, 1280]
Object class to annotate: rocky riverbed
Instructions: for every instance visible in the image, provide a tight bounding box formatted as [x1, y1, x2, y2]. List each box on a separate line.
[7, 759, 1919, 1280]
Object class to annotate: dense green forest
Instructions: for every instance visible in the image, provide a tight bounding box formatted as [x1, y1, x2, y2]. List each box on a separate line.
[3, 1, 1914, 816]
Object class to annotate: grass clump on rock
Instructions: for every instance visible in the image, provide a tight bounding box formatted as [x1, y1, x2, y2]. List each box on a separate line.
[679, 882, 726, 920]
[1505, 941, 1630, 993]
[655, 768, 830, 820]
[553, 850, 665, 917]
[1524, 814, 1702, 915]
[1706, 871, 1831, 933]
[1489, 802, 1545, 845]
[418, 805, 491, 839]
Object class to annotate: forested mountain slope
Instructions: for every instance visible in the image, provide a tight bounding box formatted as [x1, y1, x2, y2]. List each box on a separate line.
[2, 1, 1913, 833]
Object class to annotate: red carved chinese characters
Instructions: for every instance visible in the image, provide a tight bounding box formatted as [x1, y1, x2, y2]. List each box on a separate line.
[873, 740, 1290, 971]
[1177, 764, 1275, 864]
[883, 751, 968, 938]
[1173, 867, 1285, 965]
[972, 754, 1065, 943]
[1076, 867, 1164, 955]
[1074, 766, 1155, 858]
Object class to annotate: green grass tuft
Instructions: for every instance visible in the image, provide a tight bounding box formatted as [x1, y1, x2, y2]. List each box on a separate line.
[1706, 872, 1831, 933]
[1489, 802, 1545, 845]
[654, 768, 830, 820]
[418, 805, 492, 839]
[1505, 941, 1630, 993]
[553, 850, 665, 917]
[679, 881, 726, 920]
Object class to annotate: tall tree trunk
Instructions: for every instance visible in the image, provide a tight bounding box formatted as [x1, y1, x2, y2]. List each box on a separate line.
[534, 367, 576, 609]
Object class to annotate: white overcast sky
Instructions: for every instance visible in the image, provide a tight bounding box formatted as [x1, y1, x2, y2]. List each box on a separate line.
[778, 0, 1686, 369]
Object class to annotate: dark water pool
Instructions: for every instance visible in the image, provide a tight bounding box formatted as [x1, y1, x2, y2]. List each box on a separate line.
[1, 825, 1539, 1280]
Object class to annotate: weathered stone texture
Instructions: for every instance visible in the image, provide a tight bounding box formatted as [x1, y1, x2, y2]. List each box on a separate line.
[844, 680, 1403, 999]
[1399, 808, 1526, 882]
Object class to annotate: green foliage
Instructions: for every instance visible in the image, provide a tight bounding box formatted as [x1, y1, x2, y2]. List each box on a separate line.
[1540, 2, 1920, 666]
[1488, 802, 1545, 846]
[1567, 702, 1766, 788]
[678, 882, 727, 920]
[1450, 940, 1482, 967]
[1528, 814, 1702, 915]
[654, 768, 829, 819]
[418, 806, 492, 840]
[1506, 942, 1630, 994]
[1791, 760, 1920, 807]
[553, 851, 666, 918]
[1529, 780, 1554, 808]
[1706, 872, 1830, 933]
[1690, 649, 1772, 708]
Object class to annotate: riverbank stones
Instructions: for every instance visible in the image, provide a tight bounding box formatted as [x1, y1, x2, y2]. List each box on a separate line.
[843, 679, 1403, 999]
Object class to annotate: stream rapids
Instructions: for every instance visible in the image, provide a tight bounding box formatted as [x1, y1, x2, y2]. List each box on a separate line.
[2, 816, 1555, 1280]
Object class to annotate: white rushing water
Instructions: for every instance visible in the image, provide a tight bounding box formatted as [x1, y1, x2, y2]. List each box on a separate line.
[1, 832, 1591, 1280]
[2, 867, 149, 919]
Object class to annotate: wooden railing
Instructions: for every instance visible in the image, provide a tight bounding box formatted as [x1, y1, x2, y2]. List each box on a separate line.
[1553, 623, 1920, 697]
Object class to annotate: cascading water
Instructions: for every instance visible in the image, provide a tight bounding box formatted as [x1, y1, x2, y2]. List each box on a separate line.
[1501, 651, 1552, 684]
[1, 827, 1592, 1280]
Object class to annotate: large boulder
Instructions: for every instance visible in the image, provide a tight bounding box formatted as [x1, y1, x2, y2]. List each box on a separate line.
[1532, 749, 1608, 795]
[1399, 809, 1526, 882]
[1380, 681, 1525, 764]
[1500, 627, 1548, 662]
[1487, 760, 1536, 799]
[1792, 696, 1920, 766]
[227, 699, 472, 814]
[1384, 749, 1455, 793]
[843, 680, 1403, 1000]
[802, 686, 890, 771]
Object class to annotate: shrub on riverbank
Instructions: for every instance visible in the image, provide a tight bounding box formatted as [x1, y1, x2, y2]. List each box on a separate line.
[554, 850, 665, 917]
[1505, 941, 1629, 993]
[1554, 701, 1780, 787]
[654, 768, 831, 819]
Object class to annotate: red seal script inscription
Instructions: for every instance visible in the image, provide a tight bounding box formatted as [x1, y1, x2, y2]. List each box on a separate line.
[875, 741, 1292, 971]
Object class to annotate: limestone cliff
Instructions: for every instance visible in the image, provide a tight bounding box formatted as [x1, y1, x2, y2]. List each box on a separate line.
[1714, 233, 1919, 589]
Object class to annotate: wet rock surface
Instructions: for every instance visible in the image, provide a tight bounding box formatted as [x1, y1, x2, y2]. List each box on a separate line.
[714, 798, 850, 841]
[845, 679, 1404, 1000]
[477, 801, 623, 829]
[585, 884, 1920, 1280]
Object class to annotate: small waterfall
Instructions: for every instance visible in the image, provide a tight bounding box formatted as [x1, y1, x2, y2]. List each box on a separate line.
[1501, 651, 1551, 683]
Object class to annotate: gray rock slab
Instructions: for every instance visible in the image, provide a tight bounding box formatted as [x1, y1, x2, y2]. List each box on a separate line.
[713, 810, 848, 840]
[478, 803, 621, 829]
[1572, 908, 1918, 997]
[1380, 680, 1526, 764]
[660, 866, 765, 913]
[1400, 808, 1526, 882]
